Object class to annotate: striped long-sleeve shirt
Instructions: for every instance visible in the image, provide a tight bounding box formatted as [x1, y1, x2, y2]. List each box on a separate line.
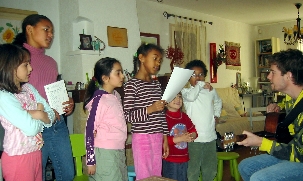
[123, 78, 169, 134]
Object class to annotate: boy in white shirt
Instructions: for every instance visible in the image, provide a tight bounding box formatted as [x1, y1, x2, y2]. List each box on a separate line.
[181, 60, 222, 181]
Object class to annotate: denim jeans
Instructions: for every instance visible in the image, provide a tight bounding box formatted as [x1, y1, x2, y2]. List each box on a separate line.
[187, 140, 217, 181]
[239, 154, 303, 181]
[42, 116, 74, 181]
[162, 160, 188, 181]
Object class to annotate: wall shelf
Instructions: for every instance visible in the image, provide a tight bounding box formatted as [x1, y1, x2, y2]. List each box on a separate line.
[66, 50, 103, 56]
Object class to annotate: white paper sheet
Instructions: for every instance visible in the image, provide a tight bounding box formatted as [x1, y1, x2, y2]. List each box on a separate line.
[161, 67, 194, 103]
[44, 80, 69, 115]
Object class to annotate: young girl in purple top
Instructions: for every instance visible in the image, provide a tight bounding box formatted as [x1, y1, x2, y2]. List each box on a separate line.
[13, 14, 75, 181]
[83, 57, 127, 181]
[123, 43, 169, 180]
[0, 44, 55, 181]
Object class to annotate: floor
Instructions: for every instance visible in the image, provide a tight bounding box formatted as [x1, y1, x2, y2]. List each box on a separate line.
[221, 145, 265, 181]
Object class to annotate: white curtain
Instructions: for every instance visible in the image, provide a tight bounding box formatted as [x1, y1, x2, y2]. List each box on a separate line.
[173, 17, 206, 67]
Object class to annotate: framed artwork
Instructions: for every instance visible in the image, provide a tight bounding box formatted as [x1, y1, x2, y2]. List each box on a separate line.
[225, 41, 241, 70]
[107, 26, 128, 48]
[260, 72, 269, 82]
[140, 32, 160, 46]
[209, 43, 217, 83]
[0, 7, 37, 44]
[79, 34, 93, 50]
[236, 72, 241, 87]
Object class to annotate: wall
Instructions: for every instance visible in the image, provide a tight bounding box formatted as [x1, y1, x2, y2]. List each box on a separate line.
[137, 0, 257, 88]
[59, 0, 141, 84]
[257, 21, 298, 50]
[0, 0, 61, 70]
[1, 0, 141, 84]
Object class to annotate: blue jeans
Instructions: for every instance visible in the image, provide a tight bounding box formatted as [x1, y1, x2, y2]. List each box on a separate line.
[162, 160, 188, 181]
[239, 154, 303, 181]
[42, 116, 74, 181]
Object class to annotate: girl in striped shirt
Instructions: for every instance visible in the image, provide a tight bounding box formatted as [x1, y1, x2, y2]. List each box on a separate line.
[123, 43, 169, 180]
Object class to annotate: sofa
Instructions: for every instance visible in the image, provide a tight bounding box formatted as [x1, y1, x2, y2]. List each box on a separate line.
[215, 87, 265, 136]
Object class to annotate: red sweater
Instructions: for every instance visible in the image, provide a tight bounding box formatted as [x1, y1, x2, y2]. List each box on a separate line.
[24, 43, 58, 101]
[164, 110, 197, 163]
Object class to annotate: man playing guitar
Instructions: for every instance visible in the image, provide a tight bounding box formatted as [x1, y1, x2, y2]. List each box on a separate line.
[237, 49, 303, 181]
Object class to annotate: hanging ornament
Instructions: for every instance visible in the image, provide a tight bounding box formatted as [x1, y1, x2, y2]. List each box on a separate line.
[165, 46, 184, 71]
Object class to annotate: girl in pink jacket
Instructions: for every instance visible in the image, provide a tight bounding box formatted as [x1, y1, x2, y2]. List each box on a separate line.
[83, 57, 127, 181]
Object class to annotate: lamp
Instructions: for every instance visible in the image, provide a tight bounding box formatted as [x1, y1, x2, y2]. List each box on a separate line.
[283, 3, 303, 45]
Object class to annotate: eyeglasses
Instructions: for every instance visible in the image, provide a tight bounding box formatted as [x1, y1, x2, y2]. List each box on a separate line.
[191, 73, 205, 78]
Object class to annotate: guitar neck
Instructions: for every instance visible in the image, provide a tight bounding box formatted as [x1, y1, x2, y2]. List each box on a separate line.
[218, 133, 247, 151]
[235, 134, 247, 142]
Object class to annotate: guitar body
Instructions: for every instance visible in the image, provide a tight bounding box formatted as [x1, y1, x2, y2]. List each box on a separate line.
[255, 112, 292, 144]
[264, 112, 286, 133]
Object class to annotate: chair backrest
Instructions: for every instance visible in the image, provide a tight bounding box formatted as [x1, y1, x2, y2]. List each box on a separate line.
[247, 107, 267, 131]
[70, 134, 86, 177]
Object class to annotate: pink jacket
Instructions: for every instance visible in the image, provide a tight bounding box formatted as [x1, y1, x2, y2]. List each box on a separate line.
[85, 89, 127, 165]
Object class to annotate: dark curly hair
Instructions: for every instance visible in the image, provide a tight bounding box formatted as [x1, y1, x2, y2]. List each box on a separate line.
[133, 43, 164, 74]
[269, 49, 303, 86]
[184, 59, 208, 77]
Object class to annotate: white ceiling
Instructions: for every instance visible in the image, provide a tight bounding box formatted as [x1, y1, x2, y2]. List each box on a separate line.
[151, 0, 303, 25]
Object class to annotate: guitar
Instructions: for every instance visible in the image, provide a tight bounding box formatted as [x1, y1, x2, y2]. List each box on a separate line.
[217, 132, 247, 151]
[217, 112, 293, 151]
[255, 112, 292, 144]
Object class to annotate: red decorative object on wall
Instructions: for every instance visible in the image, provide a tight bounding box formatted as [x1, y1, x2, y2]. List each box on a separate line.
[210, 43, 217, 83]
[165, 46, 184, 71]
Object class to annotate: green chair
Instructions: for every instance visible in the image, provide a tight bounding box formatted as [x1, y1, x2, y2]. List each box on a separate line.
[70, 134, 89, 181]
[216, 152, 240, 181]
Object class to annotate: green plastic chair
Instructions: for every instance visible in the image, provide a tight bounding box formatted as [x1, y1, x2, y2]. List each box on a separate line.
[70, 134, 89, 181]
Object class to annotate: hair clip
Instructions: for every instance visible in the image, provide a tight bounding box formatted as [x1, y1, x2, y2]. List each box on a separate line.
[92, 77, 99, 87]
[145, 42, 148, 45]
[134, 52, 138, 57]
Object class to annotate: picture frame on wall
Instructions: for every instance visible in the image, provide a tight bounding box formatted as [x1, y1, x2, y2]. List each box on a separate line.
[140, 32, 160, 46]
[79, 34, 93, 50]
[0, 7, 37, 44]
[107, 26, 128, 48]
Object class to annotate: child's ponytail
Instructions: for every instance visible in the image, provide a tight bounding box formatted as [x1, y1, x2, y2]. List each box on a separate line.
[83, 78, 99, 111]
[12, 33, 27, 47]
[133, 52, 139, 75]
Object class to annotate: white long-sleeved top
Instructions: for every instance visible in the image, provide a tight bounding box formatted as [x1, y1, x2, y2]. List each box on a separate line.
[181, 81, 222, 142]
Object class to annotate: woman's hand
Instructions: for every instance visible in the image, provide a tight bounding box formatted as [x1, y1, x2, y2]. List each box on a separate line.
[63, 97, 74, 116]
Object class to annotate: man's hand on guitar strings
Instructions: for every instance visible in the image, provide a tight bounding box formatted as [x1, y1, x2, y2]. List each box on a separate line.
[236, 130, 262, 147]
[267, 103, 281, 113]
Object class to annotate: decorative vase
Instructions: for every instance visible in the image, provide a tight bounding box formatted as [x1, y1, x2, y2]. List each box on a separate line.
[249, 77, 259, 93]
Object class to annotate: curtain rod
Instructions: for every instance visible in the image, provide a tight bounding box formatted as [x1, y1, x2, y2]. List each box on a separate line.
[163, 11, 213, 25]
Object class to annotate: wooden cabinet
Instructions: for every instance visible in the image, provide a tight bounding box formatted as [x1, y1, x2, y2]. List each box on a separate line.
[255, 37, 280, 93]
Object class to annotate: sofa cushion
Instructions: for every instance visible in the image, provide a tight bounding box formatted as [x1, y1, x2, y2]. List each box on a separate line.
[216, 87, 243, 118]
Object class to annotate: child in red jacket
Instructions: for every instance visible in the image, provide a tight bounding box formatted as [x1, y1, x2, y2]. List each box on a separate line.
[162, 93, 198, 181]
